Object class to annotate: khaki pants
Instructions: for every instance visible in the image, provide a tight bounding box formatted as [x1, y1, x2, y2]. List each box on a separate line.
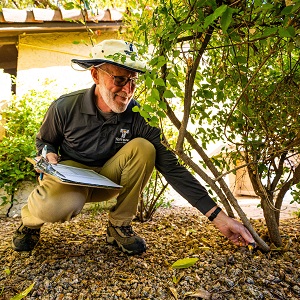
[21, 138, 155, 228]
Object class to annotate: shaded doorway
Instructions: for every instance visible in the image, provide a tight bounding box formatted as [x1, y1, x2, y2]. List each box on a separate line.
[0, 44, 18, 94]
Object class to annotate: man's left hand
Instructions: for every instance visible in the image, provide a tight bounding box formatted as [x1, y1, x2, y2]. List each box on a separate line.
[207, 206, 255, 247]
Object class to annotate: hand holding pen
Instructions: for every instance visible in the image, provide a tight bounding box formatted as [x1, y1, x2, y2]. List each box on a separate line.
[38, 145, 64, 180]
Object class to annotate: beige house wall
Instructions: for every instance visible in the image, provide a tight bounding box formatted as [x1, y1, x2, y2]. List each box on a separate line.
[17, 31, 118, 96]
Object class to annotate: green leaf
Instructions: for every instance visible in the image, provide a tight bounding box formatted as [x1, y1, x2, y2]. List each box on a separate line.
[173, 50, 180, 58]
[151, 88, 160, 100]
[218, 79, 225, 90]
[262, 3, 273, 10]
[143, 104, 154, 113]
[10, 282, 35, 300]
[235, 56, 247, 64]
[213, 5, 228, 18]
[172, 257, 199, 269]
[145, 76, 153, 89]
[168, 77, 180, 89]
[156, 56, 167, 68]
[281, 5, 293, 15]
[132, 106, 140, 112]
[157, 110, 166, 118]
[64, 2, 76, 9]
[140, 110, 150, 119]
[291, 1, 300, 13]
[4, 269, 10, 275]
[180, 23, 193, 31]
[261, 27, 277, 37]
[254, 3, 273, 12]
[217, 91, 224, 100]
[203, 14, 214, 29]
[163, 90, 175, 98]
[204, 5, 228, 29]
[154, 78, 165, 86]
[158, 101, 167, 110]
[147, 96, 158, 104]
[150, 115, 159, 123]
[287, 41, 294, 53]
[203, 90, 214, 99]
[278, 26, 295, 38]
[169, 33, 178, 40]
[220, 7, 233, 33]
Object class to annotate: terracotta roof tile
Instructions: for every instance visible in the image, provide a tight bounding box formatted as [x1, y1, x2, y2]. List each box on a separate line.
[2, 8, 36, 23]
[60, 8, 83, 21]
[33, 8, 62, 21]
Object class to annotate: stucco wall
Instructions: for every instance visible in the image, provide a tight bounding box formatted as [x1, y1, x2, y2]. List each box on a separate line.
[17, 31, 118, 97]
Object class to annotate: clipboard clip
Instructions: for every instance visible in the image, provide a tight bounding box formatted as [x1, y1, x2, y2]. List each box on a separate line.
[36, 156, 66, 179]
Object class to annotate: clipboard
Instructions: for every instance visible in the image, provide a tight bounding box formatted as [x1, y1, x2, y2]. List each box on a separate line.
[26, 157, 122, 189]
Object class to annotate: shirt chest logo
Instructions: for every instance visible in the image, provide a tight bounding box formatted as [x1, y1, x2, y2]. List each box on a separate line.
[115, 129, 130, 144]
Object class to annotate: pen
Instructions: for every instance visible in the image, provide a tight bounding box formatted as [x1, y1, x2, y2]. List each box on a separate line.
[40, 145, 47, 180]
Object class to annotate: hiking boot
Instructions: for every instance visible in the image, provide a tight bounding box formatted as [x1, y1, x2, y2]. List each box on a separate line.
[12, 223, 40, 252]
[106, 222, 146, 255]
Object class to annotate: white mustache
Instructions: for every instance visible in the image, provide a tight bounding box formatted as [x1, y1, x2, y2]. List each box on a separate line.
[115, 92, 128, 98]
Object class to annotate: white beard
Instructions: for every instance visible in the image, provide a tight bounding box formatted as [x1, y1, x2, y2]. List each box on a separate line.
[98, 77, 132, 113]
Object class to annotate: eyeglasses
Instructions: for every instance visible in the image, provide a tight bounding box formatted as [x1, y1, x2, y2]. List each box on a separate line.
[97, 68, 138, 87]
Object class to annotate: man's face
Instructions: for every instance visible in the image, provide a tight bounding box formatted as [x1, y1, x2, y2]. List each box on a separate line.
[93, 64, 138, 113]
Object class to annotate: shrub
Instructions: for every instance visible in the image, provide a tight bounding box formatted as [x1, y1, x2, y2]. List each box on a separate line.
[0, 90, 55, 209]
[137, 169, 171, 222]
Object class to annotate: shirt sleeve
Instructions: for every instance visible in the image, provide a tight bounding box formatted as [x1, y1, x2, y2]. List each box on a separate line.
[134, 116, 216, 215]
[36, 100, 64, 155]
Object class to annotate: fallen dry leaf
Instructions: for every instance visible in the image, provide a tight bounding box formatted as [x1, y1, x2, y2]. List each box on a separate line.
[184, 288, 211, 299]
[168, 286, 178, 299]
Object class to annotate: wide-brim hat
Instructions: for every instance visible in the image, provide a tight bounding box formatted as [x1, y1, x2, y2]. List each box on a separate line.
[71, 39, 146, 73]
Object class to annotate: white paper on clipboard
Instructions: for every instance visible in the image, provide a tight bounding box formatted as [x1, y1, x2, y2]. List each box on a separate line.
[26, 157, 122, 189]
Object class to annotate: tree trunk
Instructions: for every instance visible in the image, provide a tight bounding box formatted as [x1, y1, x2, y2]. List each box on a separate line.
[247, 164, 282, 247]
[261, 198, 283, 247]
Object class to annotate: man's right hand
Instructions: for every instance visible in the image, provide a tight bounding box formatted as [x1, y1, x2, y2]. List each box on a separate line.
[35, 153, 59, 174]
[45, 152, 59, 164]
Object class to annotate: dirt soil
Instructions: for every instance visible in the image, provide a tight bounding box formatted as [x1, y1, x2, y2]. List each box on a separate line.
[0, 206, 300, 300]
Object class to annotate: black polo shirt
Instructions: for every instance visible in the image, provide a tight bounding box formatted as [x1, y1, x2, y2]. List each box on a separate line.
[36, 85, 216, 214]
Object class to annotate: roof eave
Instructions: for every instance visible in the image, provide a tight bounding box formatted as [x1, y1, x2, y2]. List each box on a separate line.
[0, 21, 123, 37]
[0, 8, 124, 38]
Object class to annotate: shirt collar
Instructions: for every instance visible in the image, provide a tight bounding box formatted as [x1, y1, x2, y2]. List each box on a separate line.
[80, 84, 97, 115]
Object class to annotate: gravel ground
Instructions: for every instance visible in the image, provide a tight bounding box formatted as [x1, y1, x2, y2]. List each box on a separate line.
[1, 206, 300, 300]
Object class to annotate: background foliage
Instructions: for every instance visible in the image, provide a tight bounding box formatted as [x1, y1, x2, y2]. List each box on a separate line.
[0, 90, 55, 210]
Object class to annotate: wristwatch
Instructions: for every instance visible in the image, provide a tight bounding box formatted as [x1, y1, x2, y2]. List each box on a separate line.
[208, 207, 222, 221]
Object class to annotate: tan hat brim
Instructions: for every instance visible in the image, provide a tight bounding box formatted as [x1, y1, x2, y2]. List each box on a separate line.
[71, 59, 145, 73]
